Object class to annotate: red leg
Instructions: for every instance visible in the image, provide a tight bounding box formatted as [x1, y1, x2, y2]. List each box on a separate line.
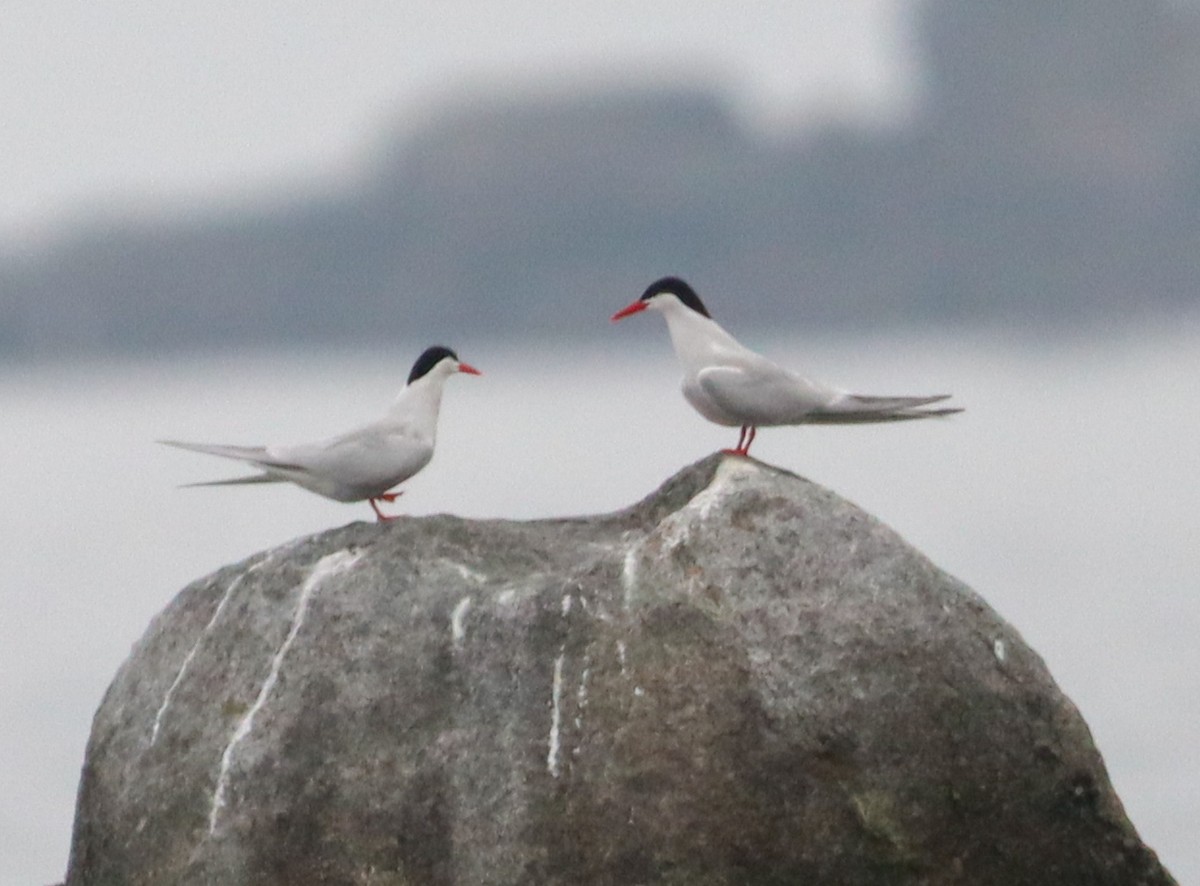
[742, 426, 757, 455]
[369, 497, 398, 522]
[721, 426, 749, 456]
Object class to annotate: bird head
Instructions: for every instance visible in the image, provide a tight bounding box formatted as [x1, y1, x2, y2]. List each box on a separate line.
[407, 346, 481, 385]
[611, 276, 712, 321]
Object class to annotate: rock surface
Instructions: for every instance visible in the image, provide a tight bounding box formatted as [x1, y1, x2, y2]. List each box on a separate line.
[66, 455, 1176, 885]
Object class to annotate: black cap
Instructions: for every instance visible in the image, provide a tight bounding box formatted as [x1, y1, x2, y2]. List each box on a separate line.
[408, 346, 459, 384]
[640, 277, 711, 318]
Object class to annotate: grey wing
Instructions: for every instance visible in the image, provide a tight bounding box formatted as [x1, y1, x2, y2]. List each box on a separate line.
[805, 393, 962, 424]
[279, 424, 433, 497]
[696, 365, 842, 426]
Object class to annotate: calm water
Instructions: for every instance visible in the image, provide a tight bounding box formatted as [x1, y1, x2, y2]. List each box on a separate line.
[2, 327, 1198, 884]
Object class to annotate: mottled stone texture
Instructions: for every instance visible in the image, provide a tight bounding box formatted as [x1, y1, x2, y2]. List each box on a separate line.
[66, 455, 1176, 885]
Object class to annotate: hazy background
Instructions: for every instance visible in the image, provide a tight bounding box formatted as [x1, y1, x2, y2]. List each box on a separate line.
[3, 1, 1199, 883]
[7, 0, 1200, 353]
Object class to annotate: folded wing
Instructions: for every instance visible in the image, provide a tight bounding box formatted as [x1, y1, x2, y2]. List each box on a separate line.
[806, 393, 962, 424]
[697, 368, 960, 426]
[696, 365, 842, 425]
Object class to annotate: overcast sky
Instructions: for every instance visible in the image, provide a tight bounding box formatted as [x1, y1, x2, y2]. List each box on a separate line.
[2, 0, 916, 244]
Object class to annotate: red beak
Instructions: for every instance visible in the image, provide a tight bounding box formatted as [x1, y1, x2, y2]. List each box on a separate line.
[458, 363, 482, 376]
[611, 301, 648, 322]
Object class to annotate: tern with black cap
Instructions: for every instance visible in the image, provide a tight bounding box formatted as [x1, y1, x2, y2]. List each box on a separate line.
[612, 277, 961, 456]
[161, 346, 481, 521]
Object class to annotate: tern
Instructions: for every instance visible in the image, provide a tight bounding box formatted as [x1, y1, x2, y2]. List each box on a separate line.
[611, 277, 961, 456]
[161, 346, 481, 521]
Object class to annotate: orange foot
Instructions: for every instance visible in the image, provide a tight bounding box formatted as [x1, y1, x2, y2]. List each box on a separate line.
[369, 494, 403, 522]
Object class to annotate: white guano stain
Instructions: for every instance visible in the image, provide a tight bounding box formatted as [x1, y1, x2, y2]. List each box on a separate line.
[150, 572, 247, 746]
[619, 458, 757, 607]
[574, 664, 591, 731]
[561, 593, 573, 617]
[657, 456, 756, 549]
[621, 547, 639, 611]
[547, 652, 565, 778]
[451, 596, 472, 647]
[207, 548, 361, 835]
[448, 561, 487, 585]
[616, 640, 628, 676]
[149, 546, 291, 747]
[993, 638, 1007, 663]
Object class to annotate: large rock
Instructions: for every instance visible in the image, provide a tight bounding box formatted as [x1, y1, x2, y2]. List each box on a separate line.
[66, 455, 1176, 885]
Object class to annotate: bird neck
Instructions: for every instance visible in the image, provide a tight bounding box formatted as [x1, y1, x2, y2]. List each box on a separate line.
[388, 375, 446, 437]
[662, 305, 739, 369]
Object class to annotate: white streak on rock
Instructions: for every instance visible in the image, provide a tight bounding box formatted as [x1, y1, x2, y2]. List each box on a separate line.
[561, 594, 573, 617]
[547, 652, 565, 778]
[621, 547, 639, 611]
[574, 665, 590, 730]
[207, 548, 360, 835]
[451, 596, 473, 646]
[150, 572, 247, 746]
[693, 458, 753, 518]
[449, 562, 487, 585]
[993, 638, 1007, 663]
[149, 548, 291, 747]
[657, 456, 756, 549]
[617, 640, 628, 676]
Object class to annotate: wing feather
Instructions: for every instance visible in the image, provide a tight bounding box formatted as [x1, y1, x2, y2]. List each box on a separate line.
[696, 365, 840, 425]
[695, 369, 961, 426]
[158, 440, 305, 471]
